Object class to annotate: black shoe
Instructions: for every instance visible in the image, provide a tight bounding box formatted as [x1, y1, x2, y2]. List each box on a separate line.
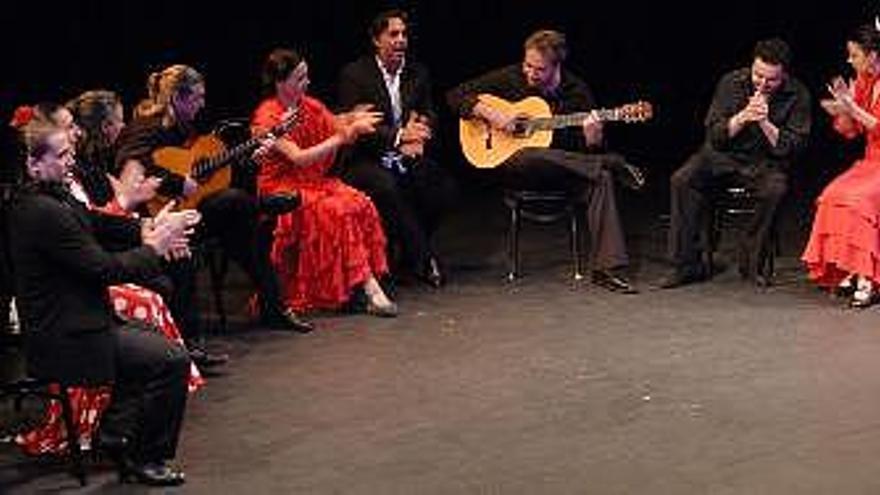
[122, 460, 186, 486]
[187, 345, 229, 368]
[592, 269, 639, 294]
[262, 307, 315, 333]
[417, 257, 445, 288]
[259, 192, 301, 216]
[658, 265, 706, 289]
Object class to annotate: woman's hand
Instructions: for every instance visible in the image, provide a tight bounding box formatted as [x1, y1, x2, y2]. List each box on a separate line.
[109, 159, 163, 211]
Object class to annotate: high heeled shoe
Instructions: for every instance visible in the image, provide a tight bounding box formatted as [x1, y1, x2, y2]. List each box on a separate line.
[365, 299, 399, 318]
[850, 277, 875, 309]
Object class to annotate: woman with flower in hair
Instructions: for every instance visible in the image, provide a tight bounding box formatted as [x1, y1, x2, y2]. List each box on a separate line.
[803, 23, 880, 307]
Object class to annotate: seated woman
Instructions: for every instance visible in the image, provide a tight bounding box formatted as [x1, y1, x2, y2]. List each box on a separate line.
[252, 48, 397, 316]
[10, 98, 202, 458]
[803, 24, 880, 307]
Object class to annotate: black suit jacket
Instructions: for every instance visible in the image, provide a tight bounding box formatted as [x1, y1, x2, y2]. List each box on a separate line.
[337, 55, 437, 162]
[10, 183, 163, 384]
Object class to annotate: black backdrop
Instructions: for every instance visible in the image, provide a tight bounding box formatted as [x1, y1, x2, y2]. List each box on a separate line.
[0, 0, 876, 199]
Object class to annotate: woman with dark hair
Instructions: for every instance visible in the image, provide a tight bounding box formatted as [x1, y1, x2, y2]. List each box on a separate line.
[116, 64, 315, 349]
[66, 90, 126, 207]
[253, 48, 397, 315]
[803, 24, 880, 307]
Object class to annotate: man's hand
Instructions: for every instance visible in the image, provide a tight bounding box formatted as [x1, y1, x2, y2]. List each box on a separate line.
[400, 111, 432, 145]
[473, 101, 515, 132]
[142, 201, 201, 259]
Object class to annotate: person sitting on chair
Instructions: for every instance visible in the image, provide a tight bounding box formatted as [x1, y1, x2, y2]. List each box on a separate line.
[802, 23, 880, 307]
[447, 29, 643, 293]
[660, 38, 811, 289]
[10, 115, 194, 485]
[115, 64, 314, 355]
[337, 9, 457, 287]
[252, 47, 398, 317]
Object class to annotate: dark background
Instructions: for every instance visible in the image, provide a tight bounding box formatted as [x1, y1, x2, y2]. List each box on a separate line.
[0, 0, 875, 202]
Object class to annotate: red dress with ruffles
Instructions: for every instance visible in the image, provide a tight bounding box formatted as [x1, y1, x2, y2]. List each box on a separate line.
[802, 72, 880, 286]
[252, 95, 388, 312]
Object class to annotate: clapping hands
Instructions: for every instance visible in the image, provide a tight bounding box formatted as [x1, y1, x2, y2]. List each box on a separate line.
[141, 200, 202, 260]
[821, 76, 856, 116]
[336, 104, 382, 144]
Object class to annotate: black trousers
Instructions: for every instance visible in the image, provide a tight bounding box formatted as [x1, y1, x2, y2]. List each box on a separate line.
[668, 147, 787, 269]
[339, 157, 456, 275]
[99, 323, 190, 463]
[503, 148, 630, 270]
[159, 188, 283, 341]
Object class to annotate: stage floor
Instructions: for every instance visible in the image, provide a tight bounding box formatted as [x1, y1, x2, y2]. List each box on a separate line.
[3, 190, 880, 493]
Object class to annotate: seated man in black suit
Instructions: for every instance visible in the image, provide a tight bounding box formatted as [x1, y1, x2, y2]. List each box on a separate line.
[10, 115, 193, 485]
[337, 9, 457, 287]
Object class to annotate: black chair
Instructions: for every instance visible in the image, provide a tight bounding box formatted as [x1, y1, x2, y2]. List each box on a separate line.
[1, 377, 87, 486]
[503, 189, 584, 281]
[705, 185, 780, 280]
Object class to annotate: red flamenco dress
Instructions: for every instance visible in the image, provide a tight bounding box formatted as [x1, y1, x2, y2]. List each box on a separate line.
[252, 95, 388, 312]
[803, 72, 880, 286]
[16, 196, 204, 456]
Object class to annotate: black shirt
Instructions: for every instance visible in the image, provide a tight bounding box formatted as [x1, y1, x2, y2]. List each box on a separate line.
[704, 67, 812, 166]
[446, 64, 598, 152]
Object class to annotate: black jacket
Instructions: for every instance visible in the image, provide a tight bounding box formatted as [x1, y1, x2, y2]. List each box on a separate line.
[10, 183, 162, 383]
[337, 55, 437, 161]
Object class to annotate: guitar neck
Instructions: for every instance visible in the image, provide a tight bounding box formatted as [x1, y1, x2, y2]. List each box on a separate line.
[530, 108, 625, 131]
[191, 110, 298, 181]
[191, 137, 260, 181]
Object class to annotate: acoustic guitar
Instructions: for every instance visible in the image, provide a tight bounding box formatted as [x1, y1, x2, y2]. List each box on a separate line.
[459, 94, 653, 168]
[146, 108, 299, 214]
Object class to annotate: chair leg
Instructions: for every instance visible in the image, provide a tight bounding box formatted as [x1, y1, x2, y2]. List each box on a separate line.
[507, 202, 521, 281]
[569, 208, 583, 281]
[57, 386, 86, 486]
[207, 249, 228, 332]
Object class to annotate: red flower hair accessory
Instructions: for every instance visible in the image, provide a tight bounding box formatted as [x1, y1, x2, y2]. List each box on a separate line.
[10, 105, 35, 129]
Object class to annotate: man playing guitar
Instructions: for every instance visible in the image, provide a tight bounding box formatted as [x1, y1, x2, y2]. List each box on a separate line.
[116, 65, 314, 366]
[447, 29, 645, 293]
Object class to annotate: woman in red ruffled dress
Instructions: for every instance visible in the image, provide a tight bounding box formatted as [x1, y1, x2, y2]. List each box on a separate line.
[251, 48, 397, 316]
[803, 24, 880, 307]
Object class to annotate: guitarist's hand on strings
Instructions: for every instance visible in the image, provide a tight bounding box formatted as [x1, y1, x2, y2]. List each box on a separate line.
[473, 101, 515, 132]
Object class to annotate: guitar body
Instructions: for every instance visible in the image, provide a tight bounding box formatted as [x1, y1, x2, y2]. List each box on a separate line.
[146, 134, 230, 214]
[459, 95, 554, 169]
